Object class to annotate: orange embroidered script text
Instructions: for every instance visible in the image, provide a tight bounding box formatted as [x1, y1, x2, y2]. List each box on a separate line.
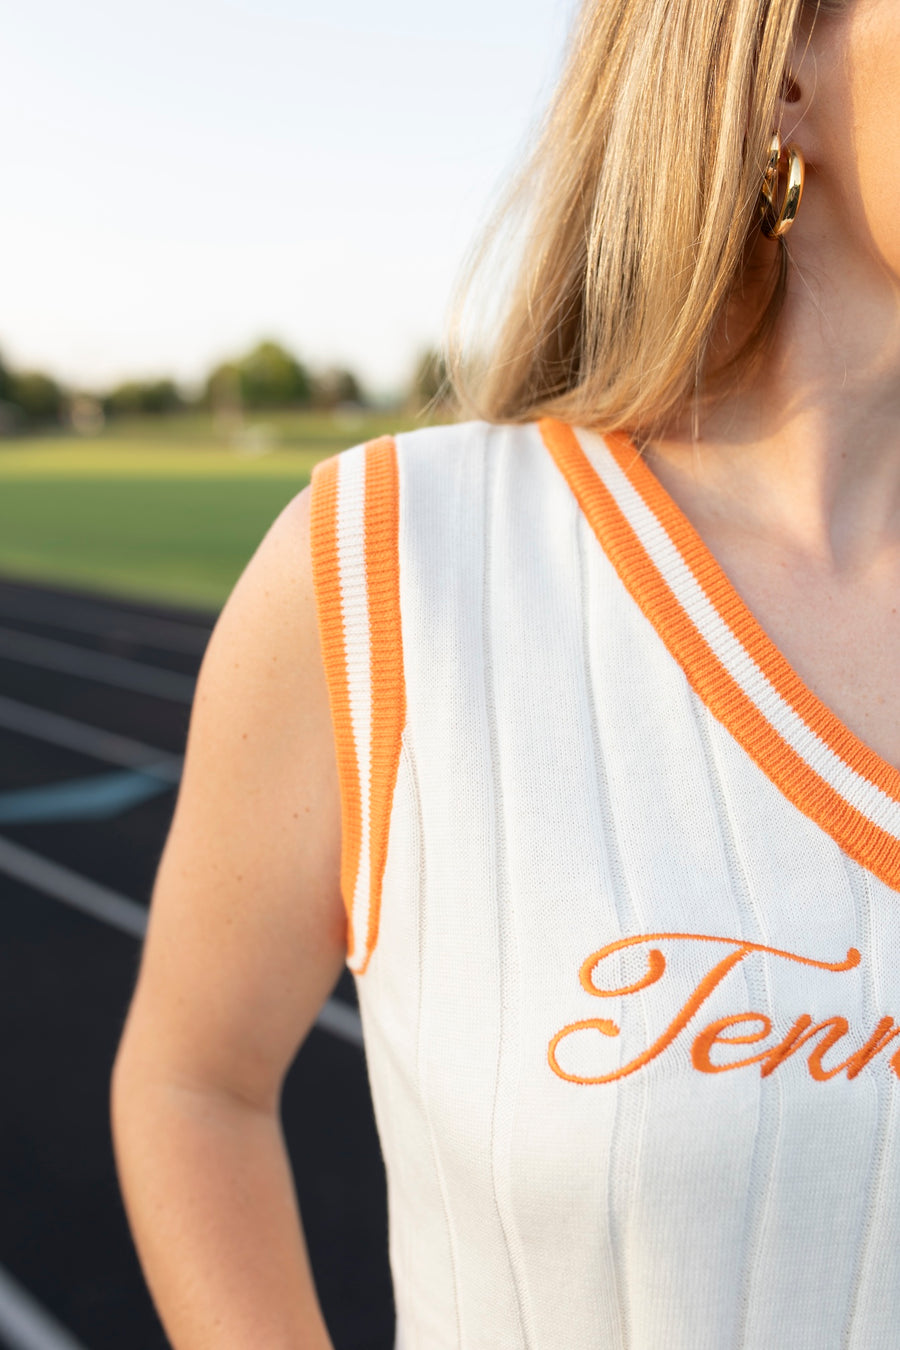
[545, 933, 900, 1086]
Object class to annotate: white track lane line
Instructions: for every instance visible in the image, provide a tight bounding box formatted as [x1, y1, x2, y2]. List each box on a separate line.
[0, 834, 147, 938]
[0, 1262, 92, 1350]
[0, 592, 212, 655]
[0, 627, 195, 702]
[0, 695, 183, 779]
[0, 834, 363, 1047]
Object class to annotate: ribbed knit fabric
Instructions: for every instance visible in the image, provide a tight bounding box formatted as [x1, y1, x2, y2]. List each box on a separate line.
[309, 418, 900, 1350]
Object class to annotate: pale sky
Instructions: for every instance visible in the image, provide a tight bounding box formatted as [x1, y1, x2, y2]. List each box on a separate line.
[0, 0, 578, 399]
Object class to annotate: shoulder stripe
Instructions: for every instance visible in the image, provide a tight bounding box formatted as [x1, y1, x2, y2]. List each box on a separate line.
[309, 437, 406, 973]
[538, 417, 900, 891]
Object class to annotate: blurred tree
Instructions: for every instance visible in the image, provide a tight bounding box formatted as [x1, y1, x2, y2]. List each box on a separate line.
[8, 370, 64, 425]
[238, 339, 312, 409]
[0, 350, 13, 404]
[103, 381, 144, 416]
[105, 378, 184, 416]
[204, 340, 312, 412]
[0, 350, 20, 435]
[140, 378, 183, 414]
[311, 365, 365, 410]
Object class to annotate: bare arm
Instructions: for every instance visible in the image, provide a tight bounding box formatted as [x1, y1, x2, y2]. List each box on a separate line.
[110, 483, 347, 1350]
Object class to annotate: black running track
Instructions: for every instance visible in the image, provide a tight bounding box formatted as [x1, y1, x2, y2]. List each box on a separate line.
[0, 574, 393, 1350]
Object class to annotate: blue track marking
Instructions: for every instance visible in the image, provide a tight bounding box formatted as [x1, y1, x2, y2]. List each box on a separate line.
[0, 769, 175, 824]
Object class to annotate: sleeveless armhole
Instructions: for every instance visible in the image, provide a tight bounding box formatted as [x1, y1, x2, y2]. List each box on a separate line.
[308, 436, 406, 975]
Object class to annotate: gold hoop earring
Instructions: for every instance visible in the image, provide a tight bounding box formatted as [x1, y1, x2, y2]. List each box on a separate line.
[760, 132, 805, 238]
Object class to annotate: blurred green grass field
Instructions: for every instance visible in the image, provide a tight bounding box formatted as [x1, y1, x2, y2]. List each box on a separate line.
[0, 409, 430, 613]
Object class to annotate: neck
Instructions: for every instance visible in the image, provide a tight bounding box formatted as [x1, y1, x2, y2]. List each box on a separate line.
[645, 215, 900, 578]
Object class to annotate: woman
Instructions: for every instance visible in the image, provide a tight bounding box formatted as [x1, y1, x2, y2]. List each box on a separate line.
[110, 0, 900, 1345]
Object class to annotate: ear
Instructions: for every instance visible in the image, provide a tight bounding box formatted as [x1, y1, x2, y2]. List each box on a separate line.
[779, 71, 802, 105]
[777, 5, 842, 163]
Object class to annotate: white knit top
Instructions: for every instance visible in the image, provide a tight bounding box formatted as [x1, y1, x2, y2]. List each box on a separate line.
[309, 417, 900, 1350]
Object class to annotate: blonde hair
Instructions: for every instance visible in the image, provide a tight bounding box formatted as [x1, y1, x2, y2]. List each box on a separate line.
[445, 0, 842, 438]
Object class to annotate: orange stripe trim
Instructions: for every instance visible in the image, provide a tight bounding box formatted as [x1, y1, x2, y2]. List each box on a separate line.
[603, 428, 900, 804]
[538, 418, 900, 892]
[309, 453, 362, 960]
[358, 436, 406, 974]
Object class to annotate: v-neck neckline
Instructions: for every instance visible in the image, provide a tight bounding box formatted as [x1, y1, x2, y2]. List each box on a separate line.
[538, 416, 900, 892]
